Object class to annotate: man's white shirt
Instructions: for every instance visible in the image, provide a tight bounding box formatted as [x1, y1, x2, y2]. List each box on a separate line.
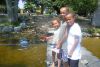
[67, 23, 82, 60]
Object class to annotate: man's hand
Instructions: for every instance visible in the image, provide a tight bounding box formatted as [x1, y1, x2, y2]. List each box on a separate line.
[68, 51, 73, 57]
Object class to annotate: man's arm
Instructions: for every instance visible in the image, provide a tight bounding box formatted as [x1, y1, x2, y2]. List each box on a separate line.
[68, 35, 79, 57]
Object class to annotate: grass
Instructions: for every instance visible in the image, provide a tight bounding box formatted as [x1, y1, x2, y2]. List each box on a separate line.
[82, 37, 100, 59]
[0, 22, 12, 26]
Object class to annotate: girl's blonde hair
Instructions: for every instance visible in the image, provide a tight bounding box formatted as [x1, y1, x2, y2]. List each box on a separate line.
[51, 17, 61, 25]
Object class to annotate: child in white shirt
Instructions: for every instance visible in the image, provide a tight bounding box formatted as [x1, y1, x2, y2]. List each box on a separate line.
[46, 17, 61, 67]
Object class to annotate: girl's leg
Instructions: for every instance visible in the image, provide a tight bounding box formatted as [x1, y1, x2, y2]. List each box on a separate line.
[52, 51, 56, 63]
[51, 51, 56, 67]
[57, 53, 61, 67]
[63, 62, 69, 67]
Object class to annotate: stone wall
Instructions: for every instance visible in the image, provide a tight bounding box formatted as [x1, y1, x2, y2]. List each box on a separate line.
[31, 15, 56, 26]
[0, 15, 56, 33]
[0, 14, 8, 22]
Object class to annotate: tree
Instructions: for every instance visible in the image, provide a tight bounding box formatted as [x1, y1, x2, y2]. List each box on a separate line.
[40, 0, 69, 14]
[69, 0, 98, 16]
[0, 0, 6, 13]
[24, 0, 36, 11]
[40, 0, 98, 16]
[22, 0, 98, 16]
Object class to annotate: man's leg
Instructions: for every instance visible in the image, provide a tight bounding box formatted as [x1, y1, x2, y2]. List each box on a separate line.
[68, 58, 79, 67]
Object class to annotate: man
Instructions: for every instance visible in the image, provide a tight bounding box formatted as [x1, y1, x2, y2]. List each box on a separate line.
[65, 13, 82, 67]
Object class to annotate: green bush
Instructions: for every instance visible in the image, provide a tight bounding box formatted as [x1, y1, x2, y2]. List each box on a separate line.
[85, 28, 100, 34]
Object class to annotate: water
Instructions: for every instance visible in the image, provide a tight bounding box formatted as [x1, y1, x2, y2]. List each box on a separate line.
[0, 37, 100, 67]
[0, 44, 46, 67]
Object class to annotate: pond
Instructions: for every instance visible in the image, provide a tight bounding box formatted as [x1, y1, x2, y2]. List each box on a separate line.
[0, 37, 100, 67]
[0, 44, 47, 67]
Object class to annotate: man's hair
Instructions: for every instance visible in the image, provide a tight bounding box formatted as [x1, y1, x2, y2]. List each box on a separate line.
[67, 12, 76, 18]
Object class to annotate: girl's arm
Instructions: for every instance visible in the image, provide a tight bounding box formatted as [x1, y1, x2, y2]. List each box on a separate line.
[56, 32, 68, 49]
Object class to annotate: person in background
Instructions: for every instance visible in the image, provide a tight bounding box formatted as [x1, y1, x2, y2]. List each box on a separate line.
[56, 6, 70, 67]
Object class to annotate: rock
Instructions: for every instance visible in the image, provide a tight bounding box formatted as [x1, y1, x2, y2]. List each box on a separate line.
[14, 26, 22, 32]
[2, 26, 14, 32]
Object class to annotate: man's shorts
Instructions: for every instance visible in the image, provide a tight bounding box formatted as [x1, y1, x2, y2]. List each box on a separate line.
[60, 49, 68, 62]
[68, 58, 79, 67]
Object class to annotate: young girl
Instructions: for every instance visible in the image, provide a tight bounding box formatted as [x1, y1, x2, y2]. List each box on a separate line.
[46, 17, 62, 67]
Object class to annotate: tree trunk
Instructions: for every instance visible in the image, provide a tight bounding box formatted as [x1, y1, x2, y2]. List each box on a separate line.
[40, 4, 44, 14]
[6, 0, 18, 22]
